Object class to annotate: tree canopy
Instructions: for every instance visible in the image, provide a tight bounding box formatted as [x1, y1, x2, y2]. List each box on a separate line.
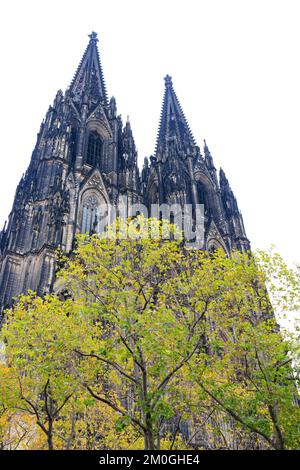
[0, 216, 299, 450]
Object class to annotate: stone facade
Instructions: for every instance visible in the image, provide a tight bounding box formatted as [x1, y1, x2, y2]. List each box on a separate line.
[0, 32, 249, 310]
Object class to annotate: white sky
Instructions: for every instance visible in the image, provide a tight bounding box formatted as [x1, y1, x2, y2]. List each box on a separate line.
[0, 0, 299, 266]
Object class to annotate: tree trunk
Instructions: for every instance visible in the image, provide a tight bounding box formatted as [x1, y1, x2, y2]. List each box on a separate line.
[144, 412, 155, 450]
[144, 429, 155, 450]
[268, 405, 285, 450]
[47, 420, 54, 450]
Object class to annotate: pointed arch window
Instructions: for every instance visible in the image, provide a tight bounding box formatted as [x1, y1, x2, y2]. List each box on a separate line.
[198, 182, 206, 205]
[197, 182, 210, 216]
[81, 194, 100, 234]
[86, 131, 102, 166]
[80, 191, 108, 235]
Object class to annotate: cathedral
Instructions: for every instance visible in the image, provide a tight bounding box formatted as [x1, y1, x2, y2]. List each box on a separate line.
[0, 32, 249, 310]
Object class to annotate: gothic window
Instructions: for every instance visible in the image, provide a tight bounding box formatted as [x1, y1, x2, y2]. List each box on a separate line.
[81, 193, 101, 234]
[198, 182, 206, 205]
[197, 182, 210, 215]
[86, 132, 102, 166]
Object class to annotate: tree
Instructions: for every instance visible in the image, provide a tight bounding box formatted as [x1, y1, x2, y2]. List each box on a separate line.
[57, 218, 300, 450]
[57, 217, 300, 449]
[189, 249, 300, 450]
[1, 294, 80, 449]
[1, 217, 299, 450]
[58, 216, 221, 449]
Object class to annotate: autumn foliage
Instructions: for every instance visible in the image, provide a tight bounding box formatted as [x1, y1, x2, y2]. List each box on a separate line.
[0, 217, 299, 450]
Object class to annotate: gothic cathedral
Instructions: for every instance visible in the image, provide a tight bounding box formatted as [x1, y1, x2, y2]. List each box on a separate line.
[0, 32, 249, 309]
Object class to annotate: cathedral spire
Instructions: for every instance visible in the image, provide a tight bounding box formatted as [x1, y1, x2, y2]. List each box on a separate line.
[68, 32, 108, 108]
[155, 75, 195, 155]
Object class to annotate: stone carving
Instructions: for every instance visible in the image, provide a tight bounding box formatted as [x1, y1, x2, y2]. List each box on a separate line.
[86, 173, 104, 189]
[0, 34, 249, 311]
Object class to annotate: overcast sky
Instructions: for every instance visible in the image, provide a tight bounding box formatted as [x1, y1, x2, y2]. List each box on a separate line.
[0, 0, 299, 266]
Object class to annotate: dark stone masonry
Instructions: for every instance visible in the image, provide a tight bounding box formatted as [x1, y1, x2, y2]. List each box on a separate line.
[0, 32, 249, 309]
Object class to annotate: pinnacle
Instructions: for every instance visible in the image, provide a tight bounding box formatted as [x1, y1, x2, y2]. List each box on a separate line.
[204, 139, 212, 157]
[219, 168, 231, 190]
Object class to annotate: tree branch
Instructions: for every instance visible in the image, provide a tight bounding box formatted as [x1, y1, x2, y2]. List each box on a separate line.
[84, 384, 147, 433]
[197, 380, 276, 449]
[54, 393, 73, 418]
[74, 349, 140, 385]
[152, 338, 201, 408]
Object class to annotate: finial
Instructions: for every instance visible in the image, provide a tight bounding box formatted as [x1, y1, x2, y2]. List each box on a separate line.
[164, 75, 173, 88]
[126, 115, 131, 130]
[203, 139, 210, 156]
[219, 168, 229, 186]
[88, 31, 98, 43]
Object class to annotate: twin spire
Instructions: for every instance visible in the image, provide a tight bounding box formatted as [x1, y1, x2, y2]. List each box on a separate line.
[69, 33, 197, 153]
[69, 33, 208, 162]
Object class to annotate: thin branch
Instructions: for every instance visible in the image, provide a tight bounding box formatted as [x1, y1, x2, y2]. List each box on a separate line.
[186, 408, 216, 446]
[17, 376, 48, 435]
[197, 381, 276, 449]
[152, 338, 202, 408]
[255, 347, 271, 395]
[84, 384, 147, 433]
[169, 416, 182, 450]
[54, 393, 73, 418]
[74, 349, 140, 385]
[187, 300, 209, 340]
[118, 333, 144, 372]
[21, 399, 47, 435]
[43, 378, 51, 422]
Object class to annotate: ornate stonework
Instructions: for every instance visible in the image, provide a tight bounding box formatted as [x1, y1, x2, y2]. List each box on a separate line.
[0, 32, 249, 310]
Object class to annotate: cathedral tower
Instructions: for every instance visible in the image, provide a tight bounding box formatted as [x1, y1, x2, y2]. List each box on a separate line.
[0, 32, 140, 309]
[142, 74, 249, 253]
[0, 34, 249, 310]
